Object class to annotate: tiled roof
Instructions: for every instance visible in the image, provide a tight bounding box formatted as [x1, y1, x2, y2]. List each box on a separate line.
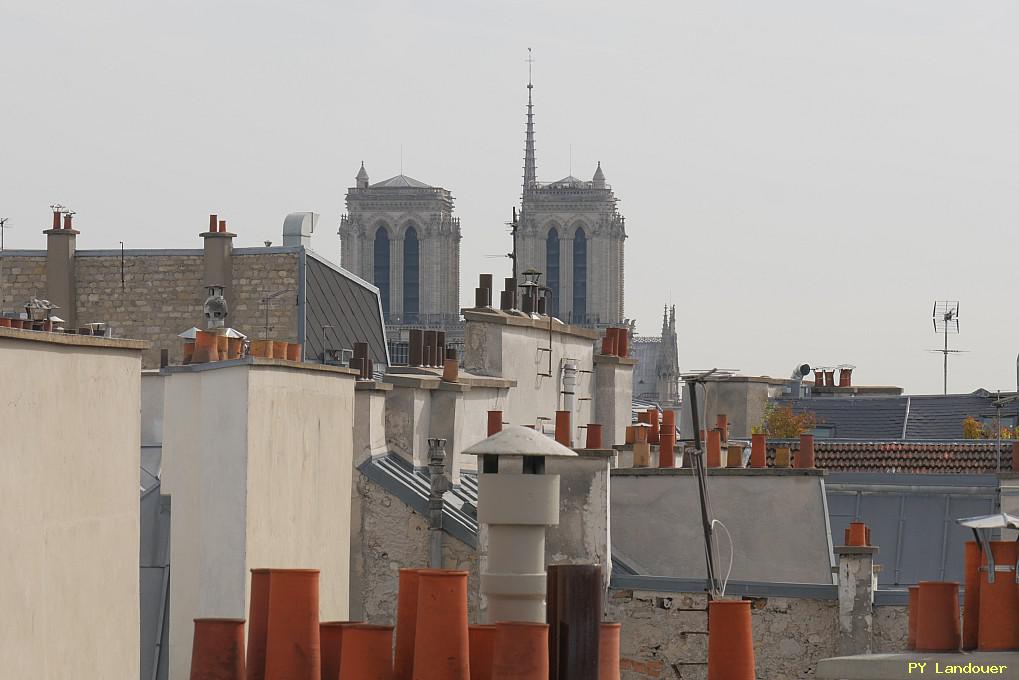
[766, 440, 1015, 474]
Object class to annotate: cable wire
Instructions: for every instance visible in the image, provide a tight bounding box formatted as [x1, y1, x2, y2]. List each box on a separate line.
[711, 519, 735, 598]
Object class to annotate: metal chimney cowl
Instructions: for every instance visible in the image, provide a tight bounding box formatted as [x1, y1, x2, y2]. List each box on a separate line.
[464, 425, 577, 624]
[204, 286, 228, 330]
[23, 297, 57, 322]
[282, 212, 318, 248]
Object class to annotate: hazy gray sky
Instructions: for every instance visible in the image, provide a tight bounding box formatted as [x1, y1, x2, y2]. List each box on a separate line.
[3, 1, 1018, 394]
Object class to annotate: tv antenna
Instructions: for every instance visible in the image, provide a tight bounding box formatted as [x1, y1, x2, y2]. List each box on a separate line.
[680, 368, 740, 598]
[0, 218, 12, 312]
[928, 300, 963, 395]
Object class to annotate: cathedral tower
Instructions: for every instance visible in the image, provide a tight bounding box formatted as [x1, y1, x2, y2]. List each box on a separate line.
[516, 77, 626, 326]
[339, 163, 462, 328]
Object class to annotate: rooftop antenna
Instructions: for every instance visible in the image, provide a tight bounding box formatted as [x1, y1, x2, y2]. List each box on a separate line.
[929, 300, 963, 395]
[569, 143, 573, 177]
[260, 288, 293, 340]
[680, 368, 739, 598]
[400, 144, 403, 175]
[507, 207, 519, 283]
[0, 218, 12, 312]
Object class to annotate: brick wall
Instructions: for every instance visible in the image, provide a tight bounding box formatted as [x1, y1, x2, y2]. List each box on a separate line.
[1, 250, 300, 368]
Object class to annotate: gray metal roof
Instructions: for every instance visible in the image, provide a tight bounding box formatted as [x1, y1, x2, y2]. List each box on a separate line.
[826, 472, 999, 586]
[140, 446, 170, 680]
[905, 392, 1019, 439]
[357, 454, 479, 547]
[776, 390, 1019, 441]
[779, 396, 908, 438]
[303, 251, 389, 369]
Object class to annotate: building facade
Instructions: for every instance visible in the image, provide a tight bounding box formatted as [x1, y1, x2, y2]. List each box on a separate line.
[631, 305, 680, 406]
[339, 165, 462, 328]
[515, 79, 626, 327]
[0, 209, 388, 370]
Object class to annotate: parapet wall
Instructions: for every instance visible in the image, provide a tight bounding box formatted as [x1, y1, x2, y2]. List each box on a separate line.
[462, 309, 598, 441]
[611, 468, 834, 584]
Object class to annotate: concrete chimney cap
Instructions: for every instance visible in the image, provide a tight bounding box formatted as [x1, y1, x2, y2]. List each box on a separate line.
[463, 425, 578, 458]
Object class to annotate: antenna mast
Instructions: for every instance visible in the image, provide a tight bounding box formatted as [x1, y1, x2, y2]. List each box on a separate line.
[930, 300, 962, 395]
[0, 218, 11, 313]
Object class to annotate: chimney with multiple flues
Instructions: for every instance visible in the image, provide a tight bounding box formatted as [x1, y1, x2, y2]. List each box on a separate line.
[44, 205, 78, 328]
[201, 213, 235, 316]
[812, 365, 855, 388]
[406, 328, 447, 369]
[599, 327, 630, 358]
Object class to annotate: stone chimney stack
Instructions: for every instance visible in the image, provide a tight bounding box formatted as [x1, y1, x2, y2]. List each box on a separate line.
[201, 214, 235, 311]
[45, 207, 78, 328]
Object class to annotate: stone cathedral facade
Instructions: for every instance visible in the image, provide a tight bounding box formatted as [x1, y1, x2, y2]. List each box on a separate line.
[338, 164, 462, 328]
[516, 80, 627, 326]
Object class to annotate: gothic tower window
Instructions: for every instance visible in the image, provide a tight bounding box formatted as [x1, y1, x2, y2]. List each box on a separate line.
[545, 227, 560, 317]
[573, 228, 588, 324]
[403, 226, 420, 323]
[374, 227, 391, 320]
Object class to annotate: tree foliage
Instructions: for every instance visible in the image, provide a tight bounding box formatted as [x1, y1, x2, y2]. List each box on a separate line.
[962, 415, 1018, 440]
[760, 403, 819, 438]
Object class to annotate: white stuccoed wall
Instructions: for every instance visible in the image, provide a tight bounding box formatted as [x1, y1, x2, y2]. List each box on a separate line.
[463, 310, 597, 441]
[0, 329, 146, 680]
[161, 359, 356, 680]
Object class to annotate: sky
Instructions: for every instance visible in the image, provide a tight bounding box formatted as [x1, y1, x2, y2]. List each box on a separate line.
[2, 1, 1019, 394]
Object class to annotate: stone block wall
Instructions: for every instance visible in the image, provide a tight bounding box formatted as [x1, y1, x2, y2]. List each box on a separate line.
[873, 605, 908, 653]
[352, 471, 480, 623]
[605, 588, 911, 679]
[0, 255, 47, 312]
[76, 255, 204, 367]
[0, 251, 300, 368]
[231, 252, 300, 344]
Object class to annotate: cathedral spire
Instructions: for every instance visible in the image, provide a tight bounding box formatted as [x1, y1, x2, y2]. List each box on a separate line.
[523, 48, 537, 191]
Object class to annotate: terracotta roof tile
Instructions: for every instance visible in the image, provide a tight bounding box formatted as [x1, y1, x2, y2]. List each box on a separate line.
[765, 440, 1014, 474]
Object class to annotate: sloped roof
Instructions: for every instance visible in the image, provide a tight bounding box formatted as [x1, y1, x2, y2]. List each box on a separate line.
[778, 391, 1019, 440]
[357, 453, 479, 547]
[766, 440, 1014, 474]
[780, 397, 908, 439]
[304, 251, 389, 369]
[370, 174, 432, 189]
[140, 445, 170, 680]
[551, 175, 585, 185]
[905, 393, 1019, 439]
